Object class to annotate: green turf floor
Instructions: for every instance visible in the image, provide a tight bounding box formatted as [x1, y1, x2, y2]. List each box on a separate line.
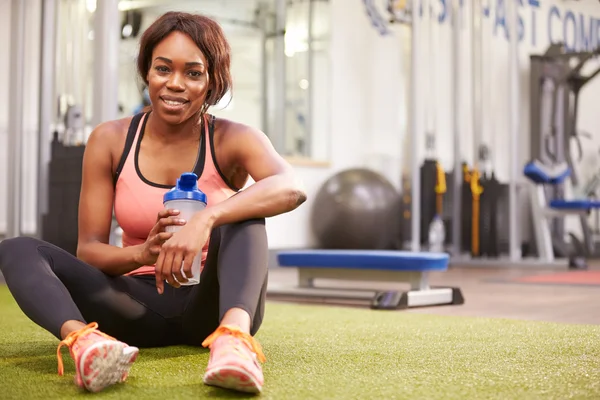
[0, 286, 599, 400]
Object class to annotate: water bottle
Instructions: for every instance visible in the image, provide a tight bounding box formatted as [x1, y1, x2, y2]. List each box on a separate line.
[163, 172, 208, 286]
[428, 214, 445, 253]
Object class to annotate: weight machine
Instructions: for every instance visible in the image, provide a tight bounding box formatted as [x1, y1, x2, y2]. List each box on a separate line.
[529, 43, 600, 258]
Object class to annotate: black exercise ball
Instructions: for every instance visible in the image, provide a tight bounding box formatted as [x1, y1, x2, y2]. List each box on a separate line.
[311, 168, 402, 250]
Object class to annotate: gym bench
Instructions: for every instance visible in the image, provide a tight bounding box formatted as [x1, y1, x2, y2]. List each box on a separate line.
[268, 249, 464, 310]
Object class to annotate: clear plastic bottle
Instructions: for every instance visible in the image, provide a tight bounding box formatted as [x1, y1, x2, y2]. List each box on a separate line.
[163, 172, 208, 285]
[428, 214, 446, 253]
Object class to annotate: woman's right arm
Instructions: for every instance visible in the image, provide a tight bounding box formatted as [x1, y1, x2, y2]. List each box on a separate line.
[76, 120, 145, 276]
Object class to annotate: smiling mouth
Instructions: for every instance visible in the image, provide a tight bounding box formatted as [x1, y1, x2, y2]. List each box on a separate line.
[161, 97, 189, 107]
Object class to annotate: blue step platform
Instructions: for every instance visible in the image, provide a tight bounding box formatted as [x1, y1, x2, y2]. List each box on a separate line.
[268, 249, 464, 310]
[278, 249, 449, 271]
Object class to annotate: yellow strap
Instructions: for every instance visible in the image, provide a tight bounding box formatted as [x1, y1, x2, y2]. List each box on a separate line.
[436, 193, 443, 216]
[435, 162, 446, 215]
[470, 168, 484, 198]
[472, 199, 480, 255]
[435, 162, 447, 194]
[470, 169, 484, 256]
[463, 164, 471, 183]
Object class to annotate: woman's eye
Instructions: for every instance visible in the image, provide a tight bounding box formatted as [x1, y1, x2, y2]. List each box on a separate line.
[188, 70, 202, 78]
[155, 66, 169, 73]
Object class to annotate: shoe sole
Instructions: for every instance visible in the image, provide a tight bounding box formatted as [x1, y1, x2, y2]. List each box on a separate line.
[79, 340, 139, 393]
[203, 365, 263, 394]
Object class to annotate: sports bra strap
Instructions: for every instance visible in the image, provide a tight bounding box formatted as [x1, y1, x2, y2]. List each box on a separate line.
[113, 112, 145, 187]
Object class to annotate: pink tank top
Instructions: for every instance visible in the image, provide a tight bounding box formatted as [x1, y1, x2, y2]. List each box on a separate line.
[113, 112, 238, 276]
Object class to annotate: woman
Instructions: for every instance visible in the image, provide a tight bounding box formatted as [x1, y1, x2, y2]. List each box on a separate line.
[0, 11, 305, 395]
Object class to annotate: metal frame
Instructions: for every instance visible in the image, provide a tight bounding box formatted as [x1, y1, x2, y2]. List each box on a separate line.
[529, 47, 600, 258]
[528, 183, 588, 263]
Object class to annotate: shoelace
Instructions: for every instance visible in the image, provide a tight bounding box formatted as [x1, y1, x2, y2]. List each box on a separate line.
[56, 322, 117, 376]
[202, 325, 266, 363]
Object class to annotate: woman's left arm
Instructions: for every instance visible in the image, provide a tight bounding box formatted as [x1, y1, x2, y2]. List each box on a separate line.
[199, 125, 307, 228]
[154, 124, 307, 292]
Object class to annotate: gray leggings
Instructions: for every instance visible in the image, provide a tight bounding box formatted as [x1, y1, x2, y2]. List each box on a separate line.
[0, 219, 268, 347]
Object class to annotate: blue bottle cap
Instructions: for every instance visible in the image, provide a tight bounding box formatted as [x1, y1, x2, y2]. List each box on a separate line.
[163, 172, 207, 204]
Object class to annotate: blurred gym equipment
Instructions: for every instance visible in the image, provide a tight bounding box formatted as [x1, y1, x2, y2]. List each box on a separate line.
[523, 160, 600, 269]
[529, 43, 600, 259]
[397, 0, 521, 265]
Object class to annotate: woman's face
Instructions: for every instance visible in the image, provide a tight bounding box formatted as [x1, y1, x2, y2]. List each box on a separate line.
[146, 31, 209, 125]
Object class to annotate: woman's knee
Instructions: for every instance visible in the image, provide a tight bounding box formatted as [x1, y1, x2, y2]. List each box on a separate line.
[0, 237, 44, 270]
[219, 218, 267, 241]
[230, 218, 266, 229]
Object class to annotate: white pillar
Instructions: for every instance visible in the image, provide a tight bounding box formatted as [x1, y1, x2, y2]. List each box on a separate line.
[6, 0, 26, 238]
[451, 0, 462, 256]
[410, 4, 422, 251]
[37, 0, 58, 233]
[508, 0, 521, 261]
[471, 0, 482, 164]
[272, 0, 287, 153]
[92, 0, 120, 127]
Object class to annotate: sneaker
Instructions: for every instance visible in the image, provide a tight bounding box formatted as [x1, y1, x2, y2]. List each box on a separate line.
[201, 325, 266, 394]
[56, 322, 139, 392]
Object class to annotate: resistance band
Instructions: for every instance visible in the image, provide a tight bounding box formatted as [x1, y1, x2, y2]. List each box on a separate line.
[464, 166, 484, 255]
[435, 162, 446, 215]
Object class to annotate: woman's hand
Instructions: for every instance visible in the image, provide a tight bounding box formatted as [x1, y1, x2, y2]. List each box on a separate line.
[136, 209, 186, 267]
[154, 211, 214, 294]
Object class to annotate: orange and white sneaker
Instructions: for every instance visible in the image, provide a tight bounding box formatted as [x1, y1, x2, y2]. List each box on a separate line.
[56, 322, 139, 392]
[201, 325, 266, 394]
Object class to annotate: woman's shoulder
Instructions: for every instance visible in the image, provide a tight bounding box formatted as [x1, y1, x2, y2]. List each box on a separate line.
[90, 116, 134, 141]
[87, 116, 135, 150]
[212, 116, 265, 143]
